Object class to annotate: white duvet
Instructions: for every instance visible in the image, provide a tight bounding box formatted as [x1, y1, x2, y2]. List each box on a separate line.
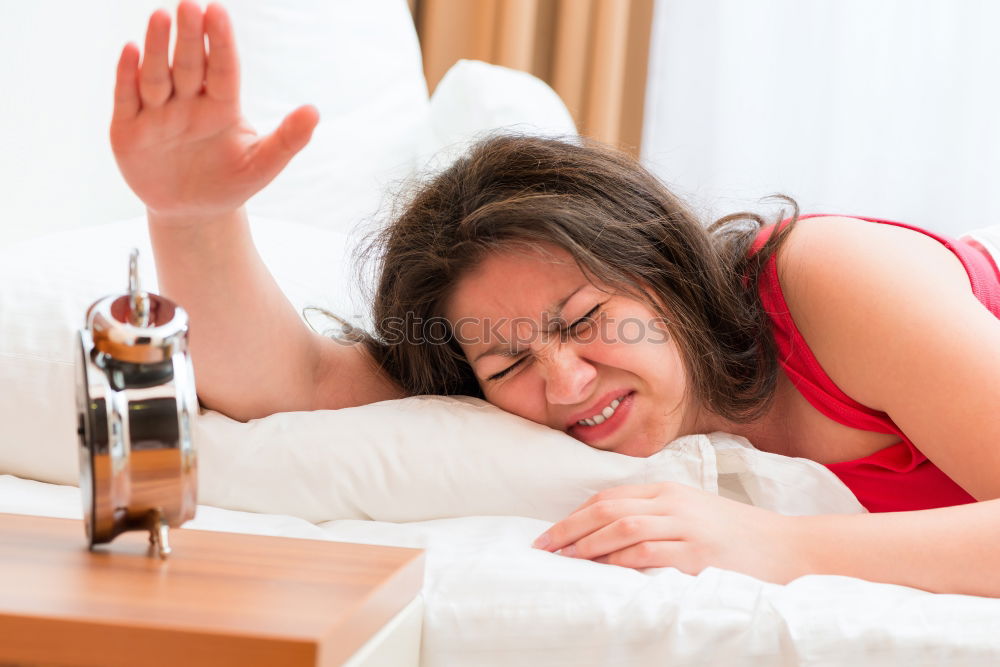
[4, 474, 999, 667]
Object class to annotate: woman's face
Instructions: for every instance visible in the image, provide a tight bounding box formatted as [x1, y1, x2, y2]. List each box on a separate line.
[444, 243, 705, 457]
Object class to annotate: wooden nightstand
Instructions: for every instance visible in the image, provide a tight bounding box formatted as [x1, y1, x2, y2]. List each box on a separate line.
[0, 512, 424, 666]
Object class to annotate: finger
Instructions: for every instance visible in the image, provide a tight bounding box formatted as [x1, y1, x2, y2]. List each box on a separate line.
[171, 1, 205, 98]
[139, 9, 173, 107]
[571, 483, 665, 514]
[594, 540, 691, 571]
[534, 498, 664, 552]
[112, 42, 142, 122]
[564, 516, 682, 561]
[247, 105, 320, 184]
[204, 2, 239, 102]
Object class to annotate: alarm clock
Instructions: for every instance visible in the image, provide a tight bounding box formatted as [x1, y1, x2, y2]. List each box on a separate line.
[75, 249, 198, 558]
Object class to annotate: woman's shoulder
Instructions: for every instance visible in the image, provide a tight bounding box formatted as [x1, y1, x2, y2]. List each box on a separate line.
[774, 215, 1000, 500]
[772, 214, 976, 411]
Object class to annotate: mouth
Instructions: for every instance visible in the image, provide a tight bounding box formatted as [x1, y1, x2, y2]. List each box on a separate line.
[566, 390, 636, 444]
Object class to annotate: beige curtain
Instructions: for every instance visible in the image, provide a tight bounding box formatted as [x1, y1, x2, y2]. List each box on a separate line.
[413, 0, 655, 156]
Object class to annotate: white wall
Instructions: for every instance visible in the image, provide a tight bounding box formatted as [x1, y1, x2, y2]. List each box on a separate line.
[641, 0, 1000, 238]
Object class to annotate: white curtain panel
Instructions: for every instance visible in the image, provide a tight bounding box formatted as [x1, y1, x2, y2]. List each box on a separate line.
[641, 0, 1000, 237]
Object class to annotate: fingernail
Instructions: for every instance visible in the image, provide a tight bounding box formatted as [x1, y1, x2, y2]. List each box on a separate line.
[561, 544, 577, 557]
[532, 533, 550, 549]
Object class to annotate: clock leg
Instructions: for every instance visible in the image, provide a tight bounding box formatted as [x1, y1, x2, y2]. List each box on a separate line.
[146, 508, 172, 559]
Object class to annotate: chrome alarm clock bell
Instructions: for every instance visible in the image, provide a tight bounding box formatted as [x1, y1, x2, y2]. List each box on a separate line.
[75, 249, 198, 558]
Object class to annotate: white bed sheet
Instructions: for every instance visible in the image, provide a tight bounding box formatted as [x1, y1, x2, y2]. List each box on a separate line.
[3, 474, 999, 666]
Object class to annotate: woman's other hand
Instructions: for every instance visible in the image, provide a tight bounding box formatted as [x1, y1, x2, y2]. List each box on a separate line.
[532, 482, 811, 584]
[110, 2, 319, 226]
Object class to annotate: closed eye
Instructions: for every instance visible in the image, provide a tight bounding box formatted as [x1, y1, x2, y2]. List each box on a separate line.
[486, 304, 603, 382]
[487, 355, 527, 381]
[570, 304, 601, 331]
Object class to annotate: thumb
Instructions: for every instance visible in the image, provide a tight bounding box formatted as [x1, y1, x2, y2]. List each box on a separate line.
[251, 104, 320, 181]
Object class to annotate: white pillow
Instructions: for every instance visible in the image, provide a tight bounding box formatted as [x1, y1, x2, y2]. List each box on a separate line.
[231, 0, 430, 233]
[419, 59, 579, 171]
[195, 395, 866, 522]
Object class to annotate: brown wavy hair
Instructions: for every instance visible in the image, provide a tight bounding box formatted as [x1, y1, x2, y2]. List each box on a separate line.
[338, 133, 799, 424]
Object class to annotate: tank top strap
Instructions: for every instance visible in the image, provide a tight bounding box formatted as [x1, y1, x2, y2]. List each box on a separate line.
[751, 215, 905, 431]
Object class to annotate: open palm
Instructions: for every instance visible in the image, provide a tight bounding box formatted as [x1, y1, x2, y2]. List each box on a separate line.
[111, 2, 318, 224]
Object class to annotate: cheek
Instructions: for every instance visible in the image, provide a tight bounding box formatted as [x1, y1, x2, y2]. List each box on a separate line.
[586, 317, 672, 367]
[591, 322, 690, 397]
[485, 380, 548, 424]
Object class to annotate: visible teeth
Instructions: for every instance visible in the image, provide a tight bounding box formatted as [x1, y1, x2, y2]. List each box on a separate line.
[576, 395, 627, 427]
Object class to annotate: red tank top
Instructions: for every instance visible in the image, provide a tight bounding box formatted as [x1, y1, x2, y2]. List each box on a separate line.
[752, 214, 1000, 513]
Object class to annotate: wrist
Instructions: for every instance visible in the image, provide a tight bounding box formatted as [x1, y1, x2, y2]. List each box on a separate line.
[146, 206, 248, 231]
[147, 207, 253, 272]
[785, 513, 825, 579]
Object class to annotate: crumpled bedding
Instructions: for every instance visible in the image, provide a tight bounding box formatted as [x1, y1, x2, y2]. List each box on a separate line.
[3, 474, 998, 667]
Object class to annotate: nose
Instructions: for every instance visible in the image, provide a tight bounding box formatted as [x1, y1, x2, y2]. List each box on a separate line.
[537, 340, 597, 405]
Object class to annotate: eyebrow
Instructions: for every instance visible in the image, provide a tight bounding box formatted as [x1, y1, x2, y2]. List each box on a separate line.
[472, 284, 585, 363]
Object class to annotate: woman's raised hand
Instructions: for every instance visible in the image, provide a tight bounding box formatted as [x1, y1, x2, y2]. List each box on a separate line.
[111, 2, 319, 225]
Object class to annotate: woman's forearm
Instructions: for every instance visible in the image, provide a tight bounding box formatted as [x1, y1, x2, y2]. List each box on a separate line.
[148, 207, 324, 421]
[792, 498, 1000, 597]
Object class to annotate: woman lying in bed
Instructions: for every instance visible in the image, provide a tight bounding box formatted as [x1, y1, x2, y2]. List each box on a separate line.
[112, 3, 1000, 596]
